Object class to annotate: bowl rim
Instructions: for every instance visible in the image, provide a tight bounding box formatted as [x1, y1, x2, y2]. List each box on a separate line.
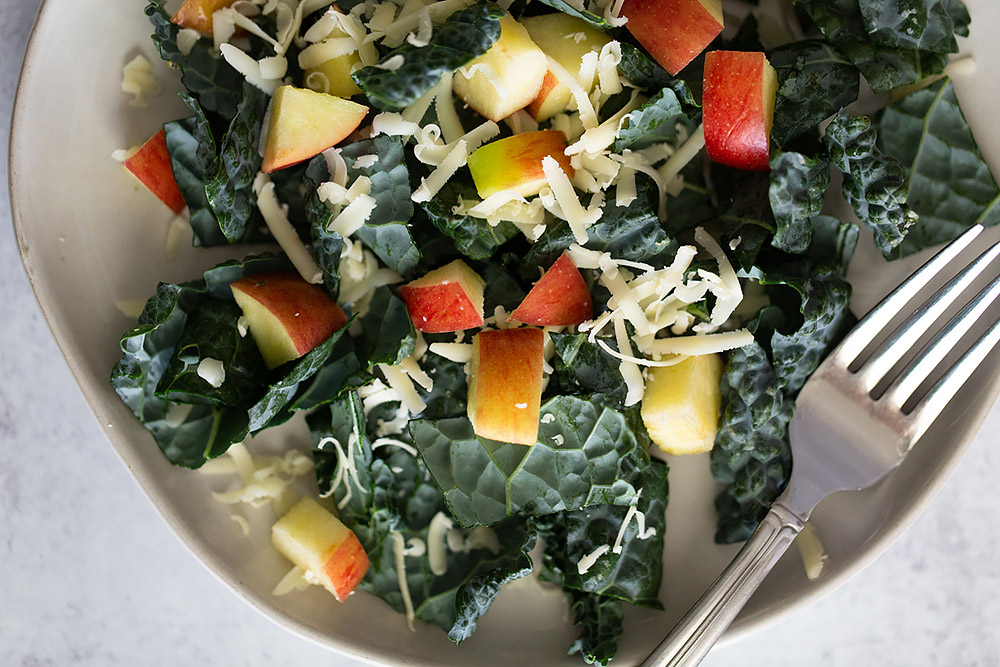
[7, 0, 994, 663]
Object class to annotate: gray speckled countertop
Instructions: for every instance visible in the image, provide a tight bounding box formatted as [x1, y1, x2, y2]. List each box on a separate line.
[3, 2, 999, 666]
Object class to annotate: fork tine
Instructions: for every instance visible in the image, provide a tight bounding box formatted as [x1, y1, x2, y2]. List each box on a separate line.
[905, 311, 1000, 446]
[885, 272, 1000, 409]
[833, 224, 984, 367]
[854, 239, 1000, 391]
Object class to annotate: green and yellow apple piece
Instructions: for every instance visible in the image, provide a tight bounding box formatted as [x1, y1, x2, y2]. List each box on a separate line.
[640, 353, 723, 455]
[467, 130, 572, 198]
[229, 271, 348, 369]
[261, 85, 368, 173]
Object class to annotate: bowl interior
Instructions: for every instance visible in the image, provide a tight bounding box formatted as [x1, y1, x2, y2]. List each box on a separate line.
[10, 1, 1000, 664]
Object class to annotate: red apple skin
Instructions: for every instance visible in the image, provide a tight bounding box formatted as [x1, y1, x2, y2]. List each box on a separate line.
[321, 531, 370, 601]
[468, 327, 545, 446]
[229, 271, 348, 368]
[511, 252, 593, 326]
[702, 50, 777, 172]
[397, 260, 485, 333]
[122, 129, 186, 215]
[172, 0, 237, 35]
[621, 0, 723, 75]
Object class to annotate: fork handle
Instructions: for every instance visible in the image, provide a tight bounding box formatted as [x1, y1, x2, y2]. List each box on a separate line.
[640, 502, 806, 667]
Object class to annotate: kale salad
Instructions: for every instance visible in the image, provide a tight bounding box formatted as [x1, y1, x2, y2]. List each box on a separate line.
[110, 0, 998, 662]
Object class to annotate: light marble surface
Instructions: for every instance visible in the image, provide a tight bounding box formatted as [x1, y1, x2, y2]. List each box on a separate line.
[3, 2, 1000, 666]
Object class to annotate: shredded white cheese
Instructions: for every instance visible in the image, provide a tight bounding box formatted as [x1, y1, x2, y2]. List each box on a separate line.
[253, 174, 324, 284]
[796, 523, 829, 581]
[577, 545, 610, 575]
[390, 531, 417, 631]
[197, 358, 226, 388]
[121, 54, 161, 108]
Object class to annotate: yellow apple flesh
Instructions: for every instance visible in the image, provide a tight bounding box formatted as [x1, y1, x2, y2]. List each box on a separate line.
[271, 497, 370, 602]
[452, 15, 548, 122]
[640, 353, 723, 454]
[230, 271, 348, 369]
[521, 14, 612, 122]
[303, 24, 363, 99]
[468, 327, 545, 446]
[467, 130, 573, 199]
[261, 85, 368, 173]
[397, 260, 486, 333]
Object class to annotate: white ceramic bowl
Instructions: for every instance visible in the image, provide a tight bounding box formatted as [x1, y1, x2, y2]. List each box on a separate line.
[10, 1, 1000, 664]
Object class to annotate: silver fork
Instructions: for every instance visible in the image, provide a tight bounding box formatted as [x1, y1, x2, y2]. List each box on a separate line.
[641, 224, 1000, 667]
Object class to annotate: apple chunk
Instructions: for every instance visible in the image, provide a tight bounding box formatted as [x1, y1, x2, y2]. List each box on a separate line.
[621, 0, 723, 75]
[521, 14, 611, 122]
[171, 0, 237, 35]
[702, 50, 778, 171]
[303, 22, 363, 99]
[640, 354, 723, 455]
[467, 130, 572, 199]
[511, 251, 592, 326]
[271, 497, 370, 602]
[262, 85, 368, 173]
[452, 15, 548, 122]
[397, 260, 486, 333]
[230, 271, 348, 369]
[121, 129, 186, 214]
[468, 328, 545, 445]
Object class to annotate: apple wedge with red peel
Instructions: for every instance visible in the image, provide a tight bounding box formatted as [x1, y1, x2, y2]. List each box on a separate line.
[621, 0, 723, 75]
[271, 497, 370, 602]
[397, 260, 486, 333]
[171, 0, 237, 35]
[230, 271, 348, 369]
[122, 129, 186, 215]
[467, 130, 572, 199]
[521, 14, 611, 122]
[468, 328, 545, 446]
[452, 15, 548, 122]
[703, 50, 779, 172]
[261, 85, 368, 173]
[511, 252, 592, 326]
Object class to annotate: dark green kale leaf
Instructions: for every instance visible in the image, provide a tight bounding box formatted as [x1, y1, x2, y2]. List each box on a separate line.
[566, 591, 624, 666]
[767, 40, 860, 146]
[537, 0, 613, 29]
[420, 355, 468, 420]
[145, 0, 243, 119]
[341, 136, 421, 277]
[410, 395, 648, 527]
[163, 94, 225, 246]
[358, 285, 416, 367]
[617, 44, 699, 107]
[768, 151, 831, 253]
[614, 88, 696, 152]
[420, 178, 519, 260]
[110, 255, 353, 468]
[715, 168, 775, 271]
[352, 4, 504, 109]
[308, 393, 535, 641]
[823, 110, 918, 256]
[302, 156, 344, 297]
[550, 333, 630, 408]
[206, 82, 269, 243]
[522, 176, 674, 278]
[712, 340, 793, 543]
[542, 461, 668, 608]
[794, 0, 964, 92]
[876, 78, 1000, 257]
[286, 335, 369, 412]
[800, 215, 859, 275]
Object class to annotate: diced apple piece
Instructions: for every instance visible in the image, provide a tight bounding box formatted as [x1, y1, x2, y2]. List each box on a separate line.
[452, 15, 548, 122]
[397, 260, 486, 333]
[468, 328, 545, 445]
[271, 497, 370, 602]
[702, 50, 778, 172]
[303, 25, 363, 99]
[171, 0, 237, 35]
[121, 129, 186, 214]
[621, 0, 723, 75]
[511, 251, 592, 326]
[640, 354, 723, 455]
[467, 130, 573, 199]
[521, 14, 612, 122]
[230, 271, 348, 369]
[262, 85, 368, 173]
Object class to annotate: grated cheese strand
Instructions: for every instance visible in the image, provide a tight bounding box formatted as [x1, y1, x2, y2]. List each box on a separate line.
[254, 175, 323, 284]
[427, 512, 454, 576]
[390, 532, 417, 631]
[577, 544, 610, 575]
